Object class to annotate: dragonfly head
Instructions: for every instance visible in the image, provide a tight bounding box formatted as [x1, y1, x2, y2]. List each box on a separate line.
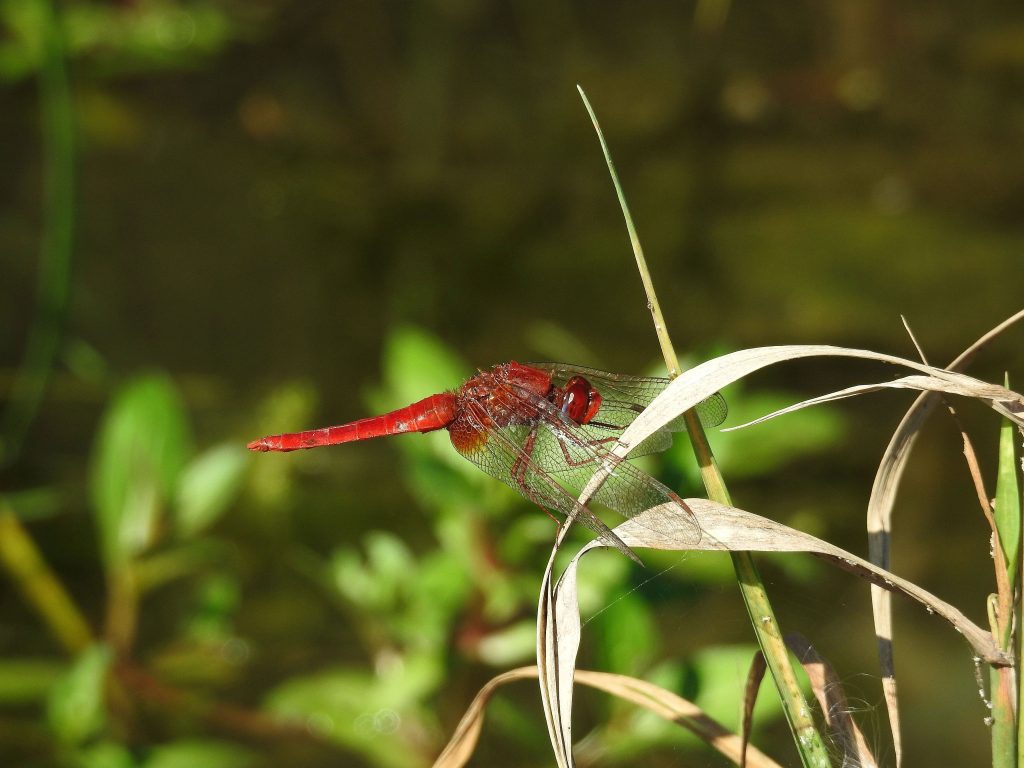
[559, 376, 603, 425]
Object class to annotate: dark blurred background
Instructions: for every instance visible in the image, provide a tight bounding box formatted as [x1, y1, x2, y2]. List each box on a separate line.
[2, 2, 1023, 766]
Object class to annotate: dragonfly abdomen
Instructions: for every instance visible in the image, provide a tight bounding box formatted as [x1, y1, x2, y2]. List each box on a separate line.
[247, 393, 457, 452]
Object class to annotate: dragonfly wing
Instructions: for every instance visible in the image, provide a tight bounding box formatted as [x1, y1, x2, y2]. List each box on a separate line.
[527, 363, 669, 407]
[528, 362, 728, 430]
[449, 404, 641, 562]
[524, 411, 698, 539]
[454, 392, 702, 549]
[693, 392, 728, 429]
[581, 401, 673, 458]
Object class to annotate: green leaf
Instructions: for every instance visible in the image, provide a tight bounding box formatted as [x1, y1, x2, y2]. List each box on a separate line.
[331, 532, 412, 611]
[669, 386, 846, 484]
[0, 1, 236, 83]
[0, 1, 48, 80]
[265, 660, 439, 768]
[381, 326, 469, 406]
[175, 443, 248, 538]
[47, 645, 112, 745]
[373, 326, 489, 501]
[687, 644, 785, 728]
[90, 374, 193, 566]
[591, 593, 658, 677]
[0, 657, 64, 704]
[476, 620, 537, 666]
[994, 400, 1020, 587]
[143, 740, 258, 768]
[77, 742, 137, 768]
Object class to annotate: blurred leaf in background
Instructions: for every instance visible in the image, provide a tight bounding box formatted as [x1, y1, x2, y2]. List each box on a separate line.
[143, 739, 259, 768]
[47, 644, 111, 746]
[0, 0, 237, 81]
[175, 442, 248, 538]
[0, 657, 64, 706]
[90, 374, 193, 567]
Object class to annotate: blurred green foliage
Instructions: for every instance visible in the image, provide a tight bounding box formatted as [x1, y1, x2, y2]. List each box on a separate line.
[90, 375, 193, 565]
[47, 645, 111, 746]
[0, 324, 843, 766]
[0, 0, 235, 80]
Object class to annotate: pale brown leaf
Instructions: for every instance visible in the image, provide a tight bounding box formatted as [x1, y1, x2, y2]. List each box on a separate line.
[866, 310, 1024, 768]
[432, 667, 539, 768]
[540, 340, 1022, 766]
[740, 649, 768, 768]
[433, 666, 784, 768]
[587, 500, 1009, 665]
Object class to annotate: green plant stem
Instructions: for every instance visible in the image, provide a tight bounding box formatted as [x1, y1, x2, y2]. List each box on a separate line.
[1019, 562, 1024, 768]
[0, 511, 331, 755]
[992, 396, 1021, 768]
[0, 504, 93, 654]
[579, 85, 830, 767]
[1, 0, 75, 466]
[105, 565, 139, 656]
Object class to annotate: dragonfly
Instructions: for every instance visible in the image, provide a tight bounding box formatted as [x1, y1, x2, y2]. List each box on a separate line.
[248, 362, 726, 562]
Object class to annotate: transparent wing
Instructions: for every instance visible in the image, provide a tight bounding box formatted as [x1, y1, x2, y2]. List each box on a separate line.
[449, 392, 701, 551]
[449, 403, 641, 560]
[574, 401, 672, 458]
[526, 362, 728, 430]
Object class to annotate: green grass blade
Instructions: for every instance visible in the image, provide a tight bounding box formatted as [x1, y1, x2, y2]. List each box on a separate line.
[578, 85, 830, 767]
[992, 376, 1022, 768]
[995, 377, 1021, 594]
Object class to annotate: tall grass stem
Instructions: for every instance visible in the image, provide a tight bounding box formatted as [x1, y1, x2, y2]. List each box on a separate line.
[578, 85, 830, 767]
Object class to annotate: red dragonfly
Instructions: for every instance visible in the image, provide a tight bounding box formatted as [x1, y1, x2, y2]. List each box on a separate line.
[248, 362, 726, 561]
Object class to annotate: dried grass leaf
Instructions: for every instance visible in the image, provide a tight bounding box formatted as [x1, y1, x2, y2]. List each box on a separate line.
[724, 374, 1020, 431]
[433, 666, 783, 768]
[537, 339, 1023, 765]
[865, 310, 1024, 768]
[536, 498, 1008, 765]
[432, 667, 538, 768]
[740, 649, 768, 768]
[595, 500, 1008, 664]
[631, 345, 1021, 455]
[538, 542, 578, 768]
[574, 344, 1023, 513]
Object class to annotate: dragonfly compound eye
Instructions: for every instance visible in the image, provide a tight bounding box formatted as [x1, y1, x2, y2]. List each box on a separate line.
[561, 376, 603, 424]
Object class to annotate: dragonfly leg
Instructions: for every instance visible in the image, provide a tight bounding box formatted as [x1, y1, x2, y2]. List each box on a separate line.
[554, 433, 619, 468]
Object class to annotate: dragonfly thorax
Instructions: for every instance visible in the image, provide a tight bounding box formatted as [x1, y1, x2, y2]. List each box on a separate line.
[457, 363, 549, 429]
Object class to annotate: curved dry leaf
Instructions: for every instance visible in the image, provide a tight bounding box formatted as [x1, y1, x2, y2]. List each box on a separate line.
[538, 545, 577, 768]
[432, 667, 538, 768]
[542, 340, 1022, 766]
[432, 666, 783, 768]
[536, 498, 1009, 768]
[724, 374, 1022, 432]
[574, 344, 1023, 512]
[595, 500, 1009, 666]
[741, 649, 767, 768]
[630, 345, 1022, 453]
[866, 309, 1024, 768]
